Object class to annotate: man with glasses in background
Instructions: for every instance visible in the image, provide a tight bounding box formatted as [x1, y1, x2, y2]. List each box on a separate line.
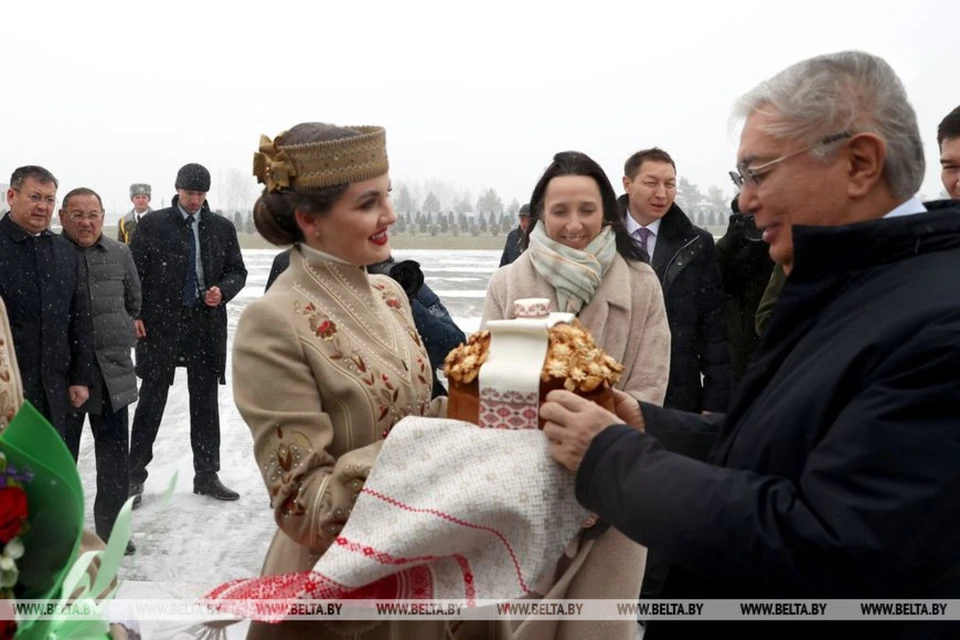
[59, 187, 141, 555]
[0, 166, 95, 437]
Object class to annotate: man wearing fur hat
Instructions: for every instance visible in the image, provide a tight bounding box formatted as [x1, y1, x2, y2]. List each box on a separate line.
[117, 183, 153, 244]
[128, 163, 247, 508]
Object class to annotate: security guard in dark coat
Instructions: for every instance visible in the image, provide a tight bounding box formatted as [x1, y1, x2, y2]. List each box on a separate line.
[129, 164, 247, 506]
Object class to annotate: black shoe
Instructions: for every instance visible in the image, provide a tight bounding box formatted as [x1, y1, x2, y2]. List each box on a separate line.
[193, 476, 239, 501]
[124, 540, 136, 556]
[129, 481, 144, 510]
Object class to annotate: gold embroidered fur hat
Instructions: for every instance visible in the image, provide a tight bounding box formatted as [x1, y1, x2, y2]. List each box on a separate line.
[253, 126, 389, 193]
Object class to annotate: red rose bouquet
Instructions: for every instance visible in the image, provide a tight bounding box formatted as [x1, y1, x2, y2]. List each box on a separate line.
[0, 451, 32, 639]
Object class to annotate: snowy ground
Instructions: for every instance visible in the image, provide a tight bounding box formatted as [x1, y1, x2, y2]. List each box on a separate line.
[74, 249, 502, 638]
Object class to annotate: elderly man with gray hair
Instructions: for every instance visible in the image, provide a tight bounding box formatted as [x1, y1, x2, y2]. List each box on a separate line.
[538, 51, 960, 639]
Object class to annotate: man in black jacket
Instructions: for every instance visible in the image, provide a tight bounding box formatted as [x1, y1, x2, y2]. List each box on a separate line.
[0, 166, 95, 436]
[498, 203, 530, 267]
[541, 51, 960, 639]
[715, 194, 773, 383]
[59, 187, 141, 555]
[620, 149, 731, 600]
[619, 149, 730, 414]
[129, 164, 247, 507]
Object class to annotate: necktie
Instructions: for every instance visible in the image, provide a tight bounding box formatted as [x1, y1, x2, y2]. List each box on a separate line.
[635, 226, 653, 261]
[183, 215, 199, 307]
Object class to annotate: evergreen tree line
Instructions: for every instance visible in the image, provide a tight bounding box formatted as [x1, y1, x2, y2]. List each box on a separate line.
[217, 178, 742, 235]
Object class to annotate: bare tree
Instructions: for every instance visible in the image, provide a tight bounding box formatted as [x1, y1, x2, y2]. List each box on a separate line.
[219, 168, 258, 217]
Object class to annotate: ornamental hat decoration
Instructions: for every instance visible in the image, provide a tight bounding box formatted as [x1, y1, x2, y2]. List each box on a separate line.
[253, 126, 389, 193]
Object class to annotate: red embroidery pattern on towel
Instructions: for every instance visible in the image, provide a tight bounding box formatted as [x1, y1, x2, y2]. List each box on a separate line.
[479, 387, 539, 430]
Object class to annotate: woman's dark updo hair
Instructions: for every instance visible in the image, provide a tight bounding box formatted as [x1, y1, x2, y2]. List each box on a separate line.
[523, 151, 646, 263]
[253, 123, 361, 246]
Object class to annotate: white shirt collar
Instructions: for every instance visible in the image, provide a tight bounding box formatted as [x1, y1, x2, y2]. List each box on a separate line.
[178, 205, 201, 221]
[883, 196, 927, 219]
[624, 210, 661, 236]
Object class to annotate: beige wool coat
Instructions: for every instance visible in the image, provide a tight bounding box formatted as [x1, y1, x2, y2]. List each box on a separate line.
[483, 251, 672, 640]
[233, 247, 510, 640]
[0, 296, 23, 431]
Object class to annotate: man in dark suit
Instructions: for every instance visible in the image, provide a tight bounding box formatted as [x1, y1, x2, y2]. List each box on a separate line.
[619, 148, 730, 414]
[618, 148, 731, 602]
[0, 165, 95, 436]
[129, 163, 247, 506]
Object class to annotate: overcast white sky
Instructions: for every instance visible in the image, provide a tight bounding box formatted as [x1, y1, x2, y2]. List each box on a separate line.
[2, 0, 954, 222]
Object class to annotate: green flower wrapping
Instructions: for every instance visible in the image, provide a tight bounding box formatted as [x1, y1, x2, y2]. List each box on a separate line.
[1, 401, 134, 640]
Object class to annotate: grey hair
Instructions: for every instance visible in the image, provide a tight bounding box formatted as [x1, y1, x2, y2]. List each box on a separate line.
[732, 50, 924, 199]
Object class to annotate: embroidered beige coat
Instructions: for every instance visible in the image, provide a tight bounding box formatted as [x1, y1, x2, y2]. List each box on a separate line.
[233, 248, 509, 639]
[0, 296, 23, 431]
[483, 252, 672, 640]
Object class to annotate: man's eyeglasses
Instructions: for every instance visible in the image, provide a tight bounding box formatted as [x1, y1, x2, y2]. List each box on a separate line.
[13, 188, 57, 207]
[731, 132, 853, 188]
[66, 212, 103, 222]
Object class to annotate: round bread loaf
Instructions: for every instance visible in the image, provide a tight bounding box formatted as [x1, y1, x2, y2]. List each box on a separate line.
[443, 318, 623, 428]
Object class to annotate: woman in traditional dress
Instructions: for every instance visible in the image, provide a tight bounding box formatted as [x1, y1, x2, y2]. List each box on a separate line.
[482, 151, 672, 640]
[234, 123, 508, 639]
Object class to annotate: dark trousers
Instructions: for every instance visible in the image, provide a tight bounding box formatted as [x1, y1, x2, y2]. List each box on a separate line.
[25, 389, 63, 440]
[64, 396, 130, 541]
[640, 551, 671, 600]
[129, 308, 221, 484]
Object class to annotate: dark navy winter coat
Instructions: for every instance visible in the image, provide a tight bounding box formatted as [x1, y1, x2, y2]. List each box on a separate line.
[578, 202, 960, 639]
[0, 213, 96, 431]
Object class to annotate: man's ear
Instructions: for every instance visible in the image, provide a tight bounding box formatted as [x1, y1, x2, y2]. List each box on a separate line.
[846, 132, 886, 198]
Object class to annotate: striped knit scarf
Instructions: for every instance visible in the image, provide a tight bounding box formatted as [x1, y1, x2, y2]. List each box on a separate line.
[527, 223, 617, 314]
